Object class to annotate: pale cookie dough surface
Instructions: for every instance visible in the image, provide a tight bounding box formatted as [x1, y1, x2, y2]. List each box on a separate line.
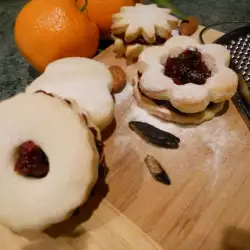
[111, 4, 179, 60]
[112, 4, 178, 42]
[134, 83, 225, 125]
[137, 36, 238, 114]
[0, 92, 99, 233]
[26, 58, 115, 131]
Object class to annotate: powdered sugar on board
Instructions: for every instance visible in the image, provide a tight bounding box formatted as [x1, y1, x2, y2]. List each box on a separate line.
[127, 104, 245, 186]
[114, 82, 133, 105]
[114, 84, 246, 186]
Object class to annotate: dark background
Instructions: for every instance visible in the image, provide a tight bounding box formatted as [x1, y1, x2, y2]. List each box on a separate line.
[146, 0, 249, 26]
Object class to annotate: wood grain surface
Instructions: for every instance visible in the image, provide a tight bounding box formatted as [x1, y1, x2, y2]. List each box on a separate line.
[1, 27, 250, 250]
[96, 27, 250, 250]
[0, 199, 161, 250]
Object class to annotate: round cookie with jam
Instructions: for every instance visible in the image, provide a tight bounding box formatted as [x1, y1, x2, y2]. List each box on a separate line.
[0, 92, 101, 233]
[111, 3, 179, 62]
[135, 36, 238, 124]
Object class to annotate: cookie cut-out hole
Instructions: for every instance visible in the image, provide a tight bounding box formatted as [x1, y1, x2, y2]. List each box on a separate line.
[14, 141, 49, 178]
[164, 48, 211, 85]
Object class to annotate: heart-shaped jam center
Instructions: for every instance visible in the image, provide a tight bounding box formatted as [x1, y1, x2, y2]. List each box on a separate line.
[164, 48, 211, 85]
[15, 141, 49, 178]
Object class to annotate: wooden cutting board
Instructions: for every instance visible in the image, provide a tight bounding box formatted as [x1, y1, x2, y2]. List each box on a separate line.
[2, 27, 250, 250]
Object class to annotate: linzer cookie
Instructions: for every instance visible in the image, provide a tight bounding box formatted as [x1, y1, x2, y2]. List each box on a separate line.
[111, 4, 179, 61]
[0, 92, 100, 233]
[134, 36, 239, 124]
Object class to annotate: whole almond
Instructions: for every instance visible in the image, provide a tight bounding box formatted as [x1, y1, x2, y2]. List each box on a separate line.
[109, 65, 127, 93]
[179, 16, 199, 36]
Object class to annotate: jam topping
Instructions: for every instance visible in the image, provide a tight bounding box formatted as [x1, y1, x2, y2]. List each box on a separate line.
[15, 141, 49, 178]
[164, 48, 211, 85]
[14, 130, 102, 179]
[116, 34, 166, 45]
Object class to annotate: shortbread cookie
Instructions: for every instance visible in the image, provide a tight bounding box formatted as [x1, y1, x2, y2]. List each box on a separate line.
[111, 4, 179, 61]
[0, 92, 100, 232]
[134, 82, 225, 125]
[137, 36, 238, 114]
[26, 57, 114, 131]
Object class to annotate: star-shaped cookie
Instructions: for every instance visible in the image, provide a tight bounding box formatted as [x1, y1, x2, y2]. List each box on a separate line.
[111, 4, 179, 61]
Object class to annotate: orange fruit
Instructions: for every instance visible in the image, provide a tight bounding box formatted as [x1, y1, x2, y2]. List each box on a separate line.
[14, 0, 100, 72]
[77, 0, 140, 37]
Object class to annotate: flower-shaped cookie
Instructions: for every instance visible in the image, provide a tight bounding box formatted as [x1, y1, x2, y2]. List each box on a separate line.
[26, 57, 114, 131]
[111, 4, 179, 61]
[137, 36, 238, 113]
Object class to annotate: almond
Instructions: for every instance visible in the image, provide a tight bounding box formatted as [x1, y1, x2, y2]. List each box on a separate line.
[179, 16, 199, 36]
[109, 65, 127, 93]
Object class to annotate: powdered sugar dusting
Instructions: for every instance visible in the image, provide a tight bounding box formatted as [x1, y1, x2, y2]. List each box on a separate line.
[113, 82, 245, 186]
[171, 29, 180, 37]
[198, 119, 239, 186]
[126, 103, 181, 135]
[114, 83, 133, 105]
[113, 134, 132, 154]
[123, 101, 243, 186]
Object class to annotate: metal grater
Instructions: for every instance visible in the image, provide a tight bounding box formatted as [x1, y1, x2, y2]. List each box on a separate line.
[214, 25, 250, 128]
[226, 34, 250, 82]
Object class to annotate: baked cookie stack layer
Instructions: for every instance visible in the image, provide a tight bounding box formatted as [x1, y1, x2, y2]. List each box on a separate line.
[111, 4, 179, 61]
[134, 36, 238, 124]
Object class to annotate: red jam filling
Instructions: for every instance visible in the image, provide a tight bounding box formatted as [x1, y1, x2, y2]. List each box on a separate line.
[15, 141, 49, 178]
[164, 48, 211, 85]
[116, 34, 166, 45]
